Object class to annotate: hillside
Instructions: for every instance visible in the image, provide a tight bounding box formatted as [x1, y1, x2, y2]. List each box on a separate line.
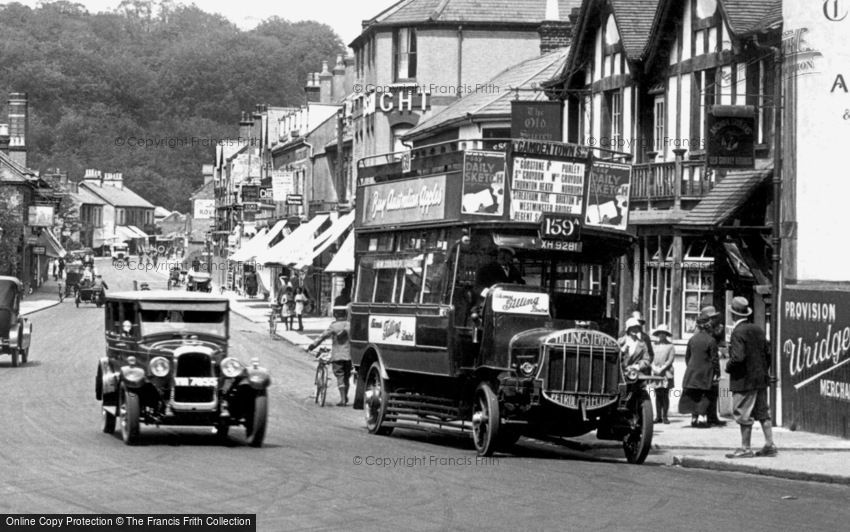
[0, 0, 345, 211]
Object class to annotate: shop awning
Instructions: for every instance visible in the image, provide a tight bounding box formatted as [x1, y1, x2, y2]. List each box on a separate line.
[324, 231, 354, 273]
[38, 229, 66, 258]
[230, 219, 289, 263]
[293, 211, 355, 269]
[128, 225, 149, 238]
[680, 169, 772, 227]
[256, 214, 330, 266]
[230, 227, 269, 262]
[115, 226, 141, 242]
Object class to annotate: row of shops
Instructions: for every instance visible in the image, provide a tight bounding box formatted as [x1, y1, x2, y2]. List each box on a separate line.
[225, 210, 354, 315]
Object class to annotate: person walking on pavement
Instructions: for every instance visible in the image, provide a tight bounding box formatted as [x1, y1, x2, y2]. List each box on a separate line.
[278, 285, 293, 331]
[680, 306, 720, 428]
[706, 317, 728, 426]
[650, 324, 675, 424]
[307, 306, 351, 406]
[294, 287, 307, 332]
[725, 297, 777, 459]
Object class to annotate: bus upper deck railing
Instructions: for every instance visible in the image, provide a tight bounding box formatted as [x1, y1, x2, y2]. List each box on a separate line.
[356, 138, 633, 185]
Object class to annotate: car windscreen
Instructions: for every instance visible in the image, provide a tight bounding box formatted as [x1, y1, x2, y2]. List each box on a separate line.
[139, 309, 227, 337]
[0, 283, 16, 307]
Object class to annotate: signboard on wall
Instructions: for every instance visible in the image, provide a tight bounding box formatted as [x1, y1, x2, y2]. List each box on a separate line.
[193, 199, 215, 219]
[706, 105, 755, 168]
[781, 288, 850, 437]
[511, 101, 563, 142]
[461, 151, 505, 216]
[360, 175, 446, 227]
[272, 170, 295, 201]
[28, 205, 55, 227]
[584, 160, 631, 231]
[241, 185, 259, 202]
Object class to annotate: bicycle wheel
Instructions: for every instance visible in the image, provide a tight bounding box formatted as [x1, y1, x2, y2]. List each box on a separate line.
[315, 363, 328, 406]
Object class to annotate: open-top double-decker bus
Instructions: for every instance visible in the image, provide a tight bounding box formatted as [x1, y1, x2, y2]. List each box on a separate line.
[350, 138, 657, 463]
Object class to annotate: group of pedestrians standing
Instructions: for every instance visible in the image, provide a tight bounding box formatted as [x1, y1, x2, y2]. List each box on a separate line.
[620, 296, 776, 459]
[275, 275, 308, 332]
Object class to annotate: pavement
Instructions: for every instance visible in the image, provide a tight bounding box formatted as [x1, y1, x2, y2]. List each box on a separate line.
[20, 279, 63, 316]
[158, 266, 850, 486]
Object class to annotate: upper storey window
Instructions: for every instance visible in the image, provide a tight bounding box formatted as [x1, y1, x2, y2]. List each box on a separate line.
[695, 0, 717, 19]
[602, 14, 622, 77]
[393, 28, 417, 81]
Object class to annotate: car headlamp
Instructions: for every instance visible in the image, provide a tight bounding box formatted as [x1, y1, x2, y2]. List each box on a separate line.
[221, 357, 244, 378]
[625, 367, 639, 381]
[149, 356, 170, 378]
[519, 362, 537, 377]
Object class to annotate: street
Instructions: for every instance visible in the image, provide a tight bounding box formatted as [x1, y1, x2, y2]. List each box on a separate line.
[0, 261, 846, 531]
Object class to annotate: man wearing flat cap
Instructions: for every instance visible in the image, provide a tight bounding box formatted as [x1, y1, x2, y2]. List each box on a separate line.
[725, 296, 777, 459]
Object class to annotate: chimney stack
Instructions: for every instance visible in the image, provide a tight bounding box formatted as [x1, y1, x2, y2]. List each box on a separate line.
[332, 54, 346, 103]
[202, 164, 214, 185]
[0, 123, 9, 155]
[238, 111, 253, 141]
[305, 72, 321, 103]
[538, 0, 572, 55]
[319, 60, 333, 104]
[84, 168, 102, 184]
[7, 92, 28, 168]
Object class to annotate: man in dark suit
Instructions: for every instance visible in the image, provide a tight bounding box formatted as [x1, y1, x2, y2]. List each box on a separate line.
[725, 297, 776, 458]
[474, 246, 524, 296]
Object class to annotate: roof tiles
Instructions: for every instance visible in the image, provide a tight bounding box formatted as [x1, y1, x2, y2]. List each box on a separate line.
[374, 0, 580, 25]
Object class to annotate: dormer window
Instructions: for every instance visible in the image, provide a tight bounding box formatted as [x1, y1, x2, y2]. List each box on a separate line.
[602, 14, 623, 77]
[393, 28, 417, 81]
[604, 15, 620, 46]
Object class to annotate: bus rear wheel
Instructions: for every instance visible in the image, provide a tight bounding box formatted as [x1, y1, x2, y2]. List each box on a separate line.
[364, 361, 393, 436]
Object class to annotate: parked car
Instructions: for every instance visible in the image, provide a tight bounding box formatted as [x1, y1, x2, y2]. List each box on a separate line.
[186, 270, 212, 292]
[0, 277, 32, 367]
[110, 243, 130, 264]
[95, 291, 270, 446]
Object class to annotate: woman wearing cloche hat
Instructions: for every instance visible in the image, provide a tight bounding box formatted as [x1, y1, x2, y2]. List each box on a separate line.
[680, 306, 721, 427]
[650, 324, 675, 424]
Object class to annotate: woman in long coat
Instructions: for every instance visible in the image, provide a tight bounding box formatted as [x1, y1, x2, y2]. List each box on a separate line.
[680, 307, 720, 427]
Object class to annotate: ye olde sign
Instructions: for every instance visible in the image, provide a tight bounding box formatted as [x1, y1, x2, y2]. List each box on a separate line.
[360, 175, 446, 227]
[511, 101, 563, 142]
[781, 288, 850, 437]
[707, 105, 755, 168]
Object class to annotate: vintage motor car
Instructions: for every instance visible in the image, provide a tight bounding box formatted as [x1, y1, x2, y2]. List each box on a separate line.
[110, 243, 130, 264]
[0, 277, 32, 367]
[95, 291, 270, 446]
[186, 270, 212, 292]
[75, 280, 105, 307]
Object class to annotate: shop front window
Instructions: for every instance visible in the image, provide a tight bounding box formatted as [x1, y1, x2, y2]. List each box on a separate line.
[682, 241, 714, 336]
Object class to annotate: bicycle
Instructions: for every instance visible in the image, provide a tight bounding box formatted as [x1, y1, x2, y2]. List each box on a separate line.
[309, 345, 332, 407]
[268, 304, 282, 339]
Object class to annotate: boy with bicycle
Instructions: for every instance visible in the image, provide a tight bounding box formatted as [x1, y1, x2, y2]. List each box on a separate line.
[306, 305, 351, 406]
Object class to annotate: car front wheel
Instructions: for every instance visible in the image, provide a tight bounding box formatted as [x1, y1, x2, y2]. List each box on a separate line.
[246, 393, 267, 447]
[623, 395, 654, 464]
[120, 385, 141, 445]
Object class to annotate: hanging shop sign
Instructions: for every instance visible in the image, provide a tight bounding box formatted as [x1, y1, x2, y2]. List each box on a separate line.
[707, 105, 755, 168]
[511, 101, 563, 142]
[462, 151, 506, 216]
[241, 185, 260, 202]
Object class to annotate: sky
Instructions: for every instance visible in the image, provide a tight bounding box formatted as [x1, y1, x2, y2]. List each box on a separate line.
[0, 0, 394, 46]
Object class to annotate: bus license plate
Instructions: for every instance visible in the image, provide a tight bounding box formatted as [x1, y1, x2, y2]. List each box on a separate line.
[174, 377, 217, 387]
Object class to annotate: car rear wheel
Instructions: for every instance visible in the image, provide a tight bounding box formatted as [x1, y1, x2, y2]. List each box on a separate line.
[21, 346, 28, 365]
[101, 403, 116, 434]
[364, 361, 393, 436]
[472, 381, 501, 457]
[11, 349, 19, 367]
[120, 386, 141, 445]
[623, 395, 654, 464]
[246, 393, 267, 447]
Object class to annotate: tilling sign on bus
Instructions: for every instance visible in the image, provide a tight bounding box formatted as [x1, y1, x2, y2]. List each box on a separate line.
[360, 175, 447, 227]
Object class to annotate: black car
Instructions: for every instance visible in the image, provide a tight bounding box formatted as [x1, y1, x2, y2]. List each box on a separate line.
[0, 277, 32, 367]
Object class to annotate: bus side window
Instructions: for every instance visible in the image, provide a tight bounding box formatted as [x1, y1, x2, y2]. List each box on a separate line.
[356, 264, 376, 302]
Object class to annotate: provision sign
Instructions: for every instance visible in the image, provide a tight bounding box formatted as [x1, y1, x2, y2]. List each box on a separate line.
[707, 105, 755, 168]
[361, 175, 446, 227]
[781, 288, 850, 437]
[462, 151, 505, 216]
[584, 160, 631, 231]
[491, 290, 550, 315]
[368, 315, 416, 346]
